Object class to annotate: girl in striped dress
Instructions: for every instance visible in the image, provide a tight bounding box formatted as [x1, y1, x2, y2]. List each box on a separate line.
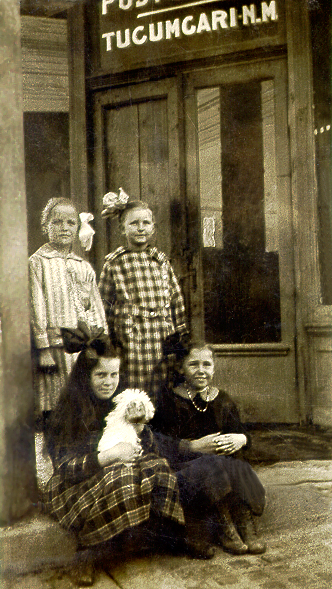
[29, 198, 107, 423]
[98, 199, 188, 401]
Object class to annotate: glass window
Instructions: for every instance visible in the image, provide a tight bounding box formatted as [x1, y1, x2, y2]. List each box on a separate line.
[196, 80, 281, 343]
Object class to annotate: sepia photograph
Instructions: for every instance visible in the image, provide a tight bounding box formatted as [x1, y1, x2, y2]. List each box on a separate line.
[0, 1, 332, 587]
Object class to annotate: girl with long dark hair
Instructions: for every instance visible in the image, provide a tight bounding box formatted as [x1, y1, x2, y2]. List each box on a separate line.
[43, 326, 185, 586]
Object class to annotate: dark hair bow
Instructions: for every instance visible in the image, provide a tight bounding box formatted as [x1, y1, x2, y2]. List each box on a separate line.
[61, 321, 109, 357]
[162, 332, 190, 360]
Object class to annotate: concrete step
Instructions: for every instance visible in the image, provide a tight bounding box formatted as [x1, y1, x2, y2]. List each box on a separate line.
[1, 460, 331, 576]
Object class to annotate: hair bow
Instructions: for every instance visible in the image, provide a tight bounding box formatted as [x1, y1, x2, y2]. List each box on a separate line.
[79, 212, 95, 251]
[162, 332, 190, 359]
[61, 321, 109, 357]
[101, 187, 130, 219]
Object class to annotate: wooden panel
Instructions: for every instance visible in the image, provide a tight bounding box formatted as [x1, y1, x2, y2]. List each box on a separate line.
[67, 4, 88, 213]
[138, 98, 171, 256]
[104, 103, 140, 253]
[21, 16, 69, 112]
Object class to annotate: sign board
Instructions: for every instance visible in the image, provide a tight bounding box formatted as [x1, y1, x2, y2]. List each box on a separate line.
[92, 0, 284, 75]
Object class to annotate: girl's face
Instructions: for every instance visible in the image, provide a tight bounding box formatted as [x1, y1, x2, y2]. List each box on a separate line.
[46, 204, 79, 250]
[90, 357, 120, 400]
[121, 208, 155, 250]
[182, 348, 215, 392]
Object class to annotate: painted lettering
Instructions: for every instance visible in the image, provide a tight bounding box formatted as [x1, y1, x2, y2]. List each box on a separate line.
[116, 28, 131, 47]
[132, 25, 147, 44]
[149, 21, 164, 42]
[197, 12, 211, 33]
[165, 19, 181, 39]
[102, 31, 115, 50]
[182, 15, 196, 36]
[101, 2, 279, 53]
[212, 10, 229, 30]
[119, 0, 133, 9]
[102, 0, 114, 15]
[229, 7, 239, 28]
[242, 4, 257, 25]
[262, 1, 278, 22]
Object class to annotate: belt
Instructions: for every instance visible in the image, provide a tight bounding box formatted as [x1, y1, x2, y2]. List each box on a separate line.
[114, 305, 170, 318]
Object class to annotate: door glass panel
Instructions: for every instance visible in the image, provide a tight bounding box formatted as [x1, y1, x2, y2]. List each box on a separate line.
[197, 80, 281, 344]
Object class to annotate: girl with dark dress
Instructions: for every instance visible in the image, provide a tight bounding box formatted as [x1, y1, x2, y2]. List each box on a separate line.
[43, 326, 185, 586]
[152, 341, 266, 558]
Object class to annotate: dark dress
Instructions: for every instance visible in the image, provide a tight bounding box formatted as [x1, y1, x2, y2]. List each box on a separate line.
[43, 392, 185, 548]
[151, 386, 265, 518]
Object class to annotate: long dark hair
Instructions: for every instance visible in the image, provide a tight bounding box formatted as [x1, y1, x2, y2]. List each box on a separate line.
[46, 341, 120, 456]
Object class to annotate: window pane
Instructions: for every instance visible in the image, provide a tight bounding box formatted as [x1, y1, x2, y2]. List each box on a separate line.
[197, 81, 281, 343]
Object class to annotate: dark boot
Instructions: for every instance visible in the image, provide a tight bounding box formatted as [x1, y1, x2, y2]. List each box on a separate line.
[234, 504, 266, 554]
[216, 504, 248, 555]
[185, 517, 216, 560]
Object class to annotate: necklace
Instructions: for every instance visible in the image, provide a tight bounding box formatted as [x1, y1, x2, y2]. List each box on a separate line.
[185, 384, 210, 412]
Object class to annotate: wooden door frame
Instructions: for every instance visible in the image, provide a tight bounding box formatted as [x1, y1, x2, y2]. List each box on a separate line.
[184, 56, 295, 356]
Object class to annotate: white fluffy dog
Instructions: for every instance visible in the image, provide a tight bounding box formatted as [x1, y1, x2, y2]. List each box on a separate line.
[98, 389, 155, 454]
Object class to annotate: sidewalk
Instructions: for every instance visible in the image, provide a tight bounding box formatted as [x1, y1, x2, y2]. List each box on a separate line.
[2, 458, 332, 589]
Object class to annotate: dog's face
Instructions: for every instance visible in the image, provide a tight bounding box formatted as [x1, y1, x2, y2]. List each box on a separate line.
[112, 389, 155, 426]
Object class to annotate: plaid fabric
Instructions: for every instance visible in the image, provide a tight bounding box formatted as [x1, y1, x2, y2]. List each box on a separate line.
[98, 247, 187, 400]
[43, 429, 185, 547]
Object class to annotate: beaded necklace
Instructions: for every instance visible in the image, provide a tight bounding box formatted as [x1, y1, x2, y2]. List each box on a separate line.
[185, 384, 210, 413]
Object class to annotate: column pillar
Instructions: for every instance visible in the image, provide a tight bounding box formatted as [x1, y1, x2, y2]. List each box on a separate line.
[0, 0, 37, 524]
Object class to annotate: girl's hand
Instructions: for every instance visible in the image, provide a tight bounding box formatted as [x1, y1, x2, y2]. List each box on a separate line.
[213, 434, 247, 455]
[190, 434, 223, 454]
[189, 433, 247, 455]
[98, 442, 141, 467]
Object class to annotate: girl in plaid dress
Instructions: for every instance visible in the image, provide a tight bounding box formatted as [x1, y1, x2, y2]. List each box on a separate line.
[98, 200, 187, 401]
[43, 329, 185, 585]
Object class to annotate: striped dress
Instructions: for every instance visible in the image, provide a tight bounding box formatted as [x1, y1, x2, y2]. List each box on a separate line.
[98, 246, 187, 400]
[29, 244, 108, 412]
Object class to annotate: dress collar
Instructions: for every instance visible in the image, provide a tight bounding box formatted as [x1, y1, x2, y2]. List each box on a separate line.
[105, 245, 167, 264]
[34, 243, 83, 261]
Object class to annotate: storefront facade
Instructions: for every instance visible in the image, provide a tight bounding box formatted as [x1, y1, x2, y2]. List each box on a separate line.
[65, 0, 331, 425]
[0, 0, 331, 524]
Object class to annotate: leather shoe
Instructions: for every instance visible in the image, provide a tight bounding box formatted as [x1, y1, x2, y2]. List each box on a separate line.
[69, 562, 95, 587]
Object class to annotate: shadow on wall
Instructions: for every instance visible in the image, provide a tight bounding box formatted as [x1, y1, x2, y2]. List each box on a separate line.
[24, 112, 70, 256]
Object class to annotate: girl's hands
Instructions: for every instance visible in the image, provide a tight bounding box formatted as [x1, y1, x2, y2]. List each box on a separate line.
[190, 433, 247, 455]
[213, 434, 247, 454]
[98, 442, 141, 467]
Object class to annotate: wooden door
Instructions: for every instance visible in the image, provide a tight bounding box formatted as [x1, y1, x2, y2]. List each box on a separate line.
[184, 59, 299, 422]
[92, 78, 186, 282]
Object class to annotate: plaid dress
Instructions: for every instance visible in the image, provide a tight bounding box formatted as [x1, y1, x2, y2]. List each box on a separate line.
[98, 247, 187, 399]
[43, 427, 185, 547]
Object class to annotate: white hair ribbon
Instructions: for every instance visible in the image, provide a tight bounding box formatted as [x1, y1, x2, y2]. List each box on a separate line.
[79, 213, 95, 251]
